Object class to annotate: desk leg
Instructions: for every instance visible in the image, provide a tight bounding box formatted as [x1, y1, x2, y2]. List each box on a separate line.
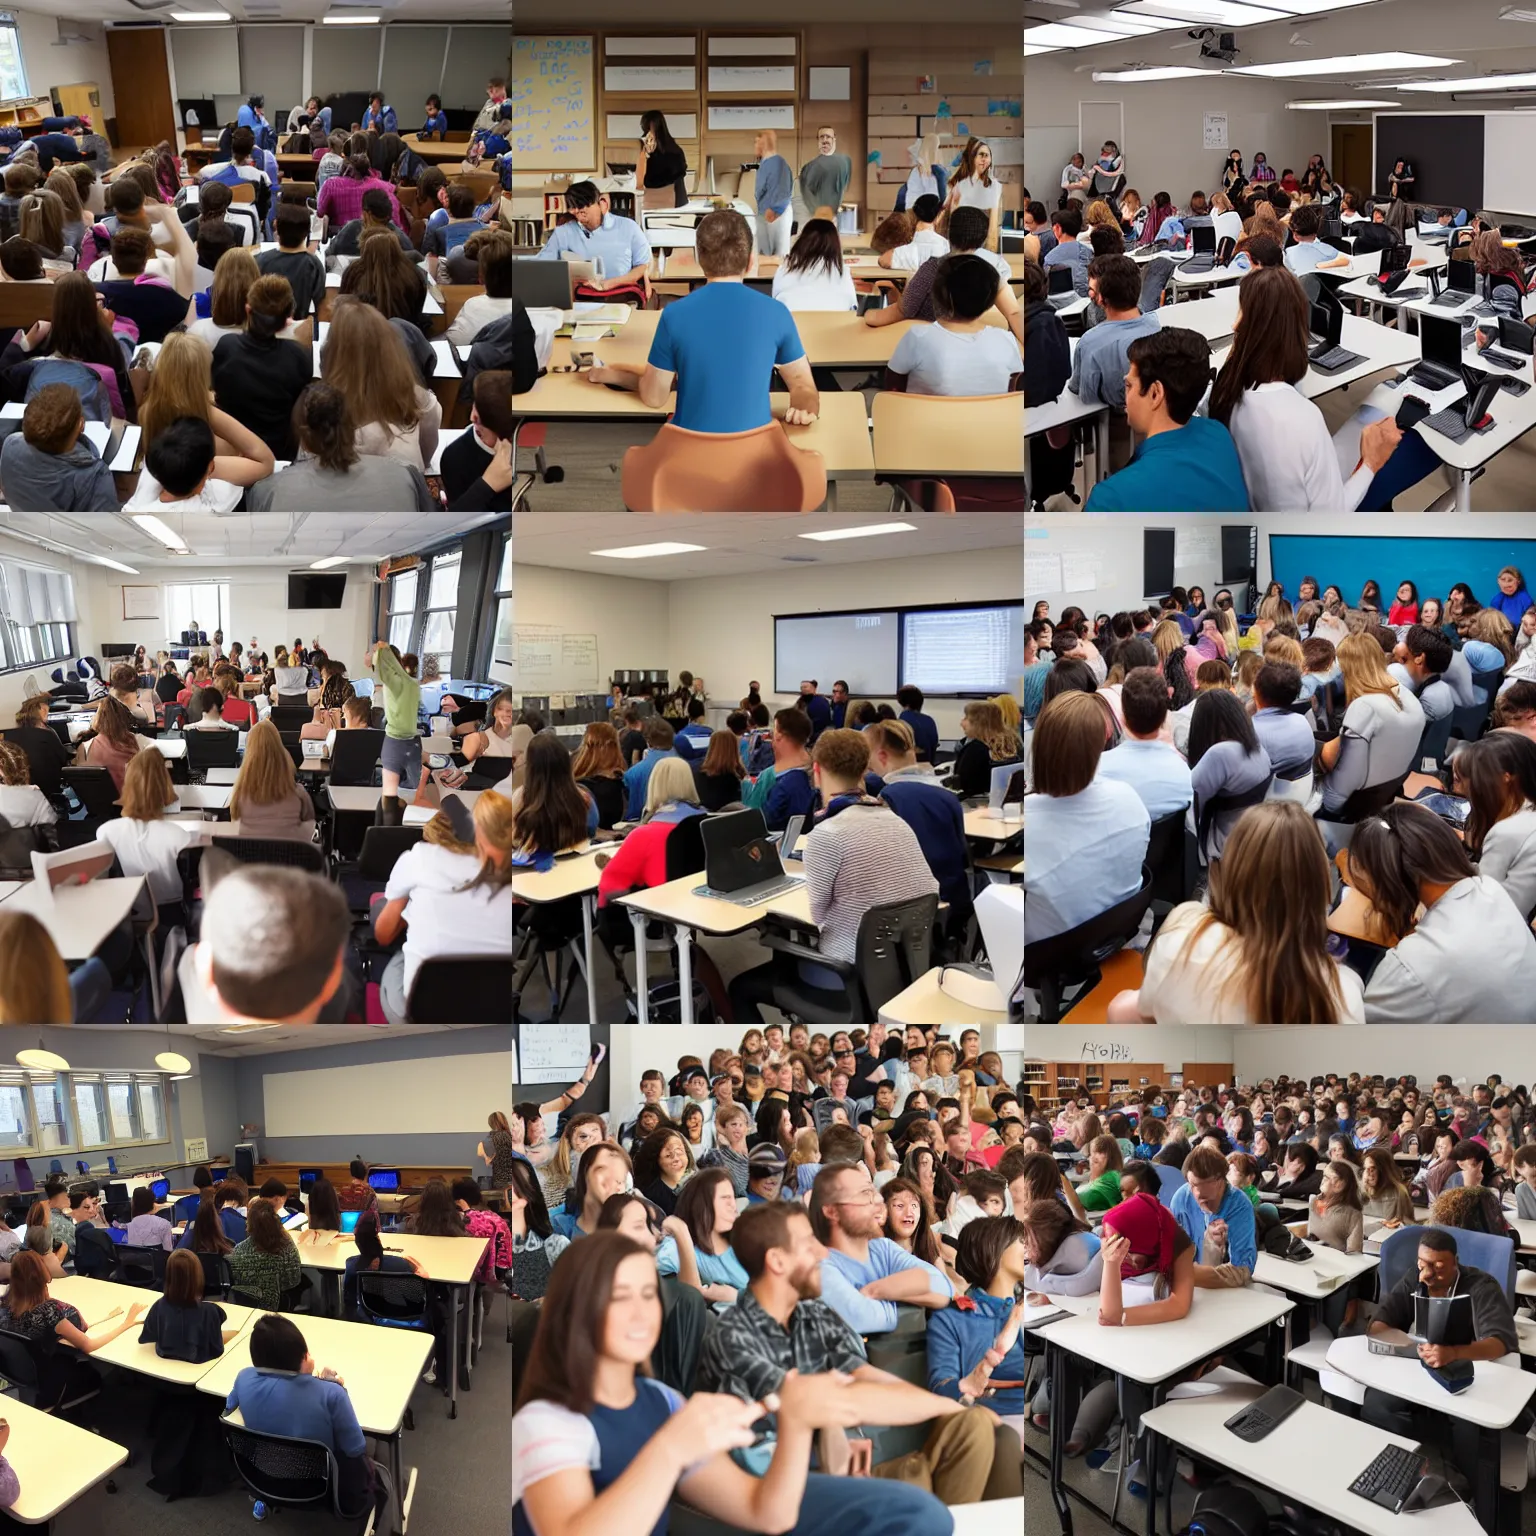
[390, 1429, 405, 1535]
[1476, 1425, 1499, 1533]
[631, 908, 649, 1023]
[1457, 469, 1472, 515]
[446, 1282, 460, 1418]
[1049, 1341, 1074, 1536]
[1094, 413, 1109, 485]
[677, 924, 694, 1025]
[581, 896, 597, 1022]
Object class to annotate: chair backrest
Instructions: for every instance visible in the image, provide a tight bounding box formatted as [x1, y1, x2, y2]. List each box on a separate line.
[117, 1243, 162, 1288]
[269, 706, 313, 734]
[662, 813, 708, 881]
[1321, 774, 1405, 825]
[210, 836, 326, 874]
[357, 824, 423, 881]
[1268, 769, 1314, 803]
[853, 893, 939, 1014]
[1155, 1161, 1185, 1207]
[0, 1329, 36, 1402]
[1025, 865, 1155, 983]
[185, 730, 239, 771]
[1144, 809, 1190, 907]
[358, 1269, 430, 1323]
[222, 1421, 336, 1513]
[407, 957, 513, 1023]
[1378, 1222, 1518, 1308]
[196, 1250, 234, 1297]
[328, 727, 384, 786]
[624, 422, 827, 512]
[1416, 712, 1454, 772]
[60, 765, 121, 821]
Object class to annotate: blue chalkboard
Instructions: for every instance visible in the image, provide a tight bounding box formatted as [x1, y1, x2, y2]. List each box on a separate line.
[512, 35, 596, 170]
[1268, 533, 1536, 612]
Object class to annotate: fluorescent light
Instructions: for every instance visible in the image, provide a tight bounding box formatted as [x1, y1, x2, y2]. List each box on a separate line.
[169, 11, 232, 20]
[1271, 0, 1390, 11]
[155, 1051, 192, 1073]
[798, 522, 917, 542]
[1093, 66, 1210, 80]
[590, 541, 707, 559]
[1026, 22, 1156, 45]
[1501, 7, 1536, 21]
[130, 514, 189, 553]
[90, 555, 139, 574]
[1402, 72, 1536, 91]
[1287, 98, 1402, 108]
[322, 12, 380, 21]
[309, 556, 349, 569]
[1024, 44, 1062, 56]
[1230, 52, 1459, 77]
[1057, 14, 1168, 33]
[1119, 0, 1288, 24]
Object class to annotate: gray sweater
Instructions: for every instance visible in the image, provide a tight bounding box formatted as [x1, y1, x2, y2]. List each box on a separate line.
[803, 802, 937, 964]
[245, 457, 435, 512]
[0, 435, 119, 511]
[1024, 1230, 1103, 1296]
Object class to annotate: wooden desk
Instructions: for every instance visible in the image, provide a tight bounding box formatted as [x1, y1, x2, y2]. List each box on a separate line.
[276, 152, 318, 177]
[1327, 884, 1399, 948]
[870, 391, 1023, 481]
[0, 1395, 126, 1525]
[877, 967, 1008, 1025]
[398, 135, 473, 167]
[964, 809, 1023, 841]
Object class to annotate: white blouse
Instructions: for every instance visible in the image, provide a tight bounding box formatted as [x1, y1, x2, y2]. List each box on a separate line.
[951, 175, 1002, 213]
[770, 261, 857, 312]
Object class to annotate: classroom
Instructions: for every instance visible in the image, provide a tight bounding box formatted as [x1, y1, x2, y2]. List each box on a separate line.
[0, 507, 512, 1027]
[0, 1021, 512, 1533]
[0, 6, 513, 517]
[507, 3, 1024, 512]
[508, 512, 1024, 1023]
[1023, 0, 1536, 513]
[1022, 1026, 1536, 1536]
[1023, 512, 1536, 1024]
[510, 1020, 1025, 1536]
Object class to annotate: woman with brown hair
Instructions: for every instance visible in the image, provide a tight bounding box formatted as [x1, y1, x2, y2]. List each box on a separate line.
[511, 736, 596, 858]
[1454, 730, 1536, 917]
[1469, 228, 1529, 319]
[177, 1194, 235, 1256]
[406, 1177, 468, 1238]
[0, 269, 134, 420]
[0, 1250, 147, 1385]
[1209, 265, 1434, 511]
[138, 1247, 240, 1362]
[188, 245, 264, 347]
[17, 189, 72, 270]
[229, 718, 316, 842]
[953, 699, 1022, 797]
[227, 1199, 302, 1311]
[338, 223, 427, 327]
[882, 1174, 944, 1267]
[550, 1141, 633, 1239]
[44, 167, 87, 254]
[1360, 1146, 1415, 1227]
[695, 728, 750, 811]
[537, 1114, 609, 1212]
[0, 911, 71, 1023]
[568, 719, 626, 828]
[136, 332, 266, 493]
[320, 298, 439, 470]
[78, 694, 140, 791]
[97, 746, 202, 933]
[632, 1126, 696, 1217]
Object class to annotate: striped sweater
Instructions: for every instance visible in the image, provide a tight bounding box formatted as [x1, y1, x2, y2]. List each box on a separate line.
[804, 802, 938, 964]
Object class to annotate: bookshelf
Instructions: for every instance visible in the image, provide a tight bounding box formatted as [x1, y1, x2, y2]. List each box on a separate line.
[1023, 1061, 1198, 1112]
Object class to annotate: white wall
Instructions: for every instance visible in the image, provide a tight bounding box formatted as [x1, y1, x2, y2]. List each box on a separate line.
[509, 564, 670, 690]
[13, 9, 116, 126]
[1029, 1027, 1235, 1072]
[1231, 1027, 1522, 1086]
[74, 562, 373, 674]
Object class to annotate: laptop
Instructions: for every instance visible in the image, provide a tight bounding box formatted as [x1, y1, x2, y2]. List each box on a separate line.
[1482, 314, 1535, 372]
[149, 1178, 169, 1202]
[1180, 222, 1218, 275]
[1308, 285, 1365, 373]
[1408, 312, 1464, 391]
[696, 808, 806, 906]
[367, 1169, 401, 1193]
[511, 256, 601, 311]
[339, 1210, 362, 1234]
[1045, 264, 1077, 309]
[298, 1168, 322, 1193]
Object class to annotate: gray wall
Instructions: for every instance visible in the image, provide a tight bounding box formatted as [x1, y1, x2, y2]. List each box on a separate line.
[231, 1027, 510, 1167]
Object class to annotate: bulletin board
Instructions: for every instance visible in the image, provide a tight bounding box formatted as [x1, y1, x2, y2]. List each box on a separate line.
[511, 35, 596, 170]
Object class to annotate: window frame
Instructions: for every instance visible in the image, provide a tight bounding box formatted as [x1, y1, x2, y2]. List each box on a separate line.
[0, 1070, 181, 1157]
[0, 13, 31, 105]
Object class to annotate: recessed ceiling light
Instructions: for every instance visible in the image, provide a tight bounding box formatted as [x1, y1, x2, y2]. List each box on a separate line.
[1403, 72, 1536, 91]
[1026, 22, 1159, 46]
[1024, 44, 1062, 55]
[130, 514, 189, 553]
[1118, 0, 1289, 26]
[169, 11, 232, 20]
[1093, 66, 1211, 80]
[322, 12, 379, 21]
[155, 1051, 192, 1073]
[1229, 52, 1459, 78]
[589, 542, 707, 559]
[309, 556, 348, 569]
[92, 556, 140, 574]
[798, 522, 918, 542]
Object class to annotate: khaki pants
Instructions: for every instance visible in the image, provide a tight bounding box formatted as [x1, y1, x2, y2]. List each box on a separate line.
[873, 1408, 1023, 1504]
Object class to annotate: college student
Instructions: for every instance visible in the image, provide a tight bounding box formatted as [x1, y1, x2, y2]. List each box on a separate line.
[771, 219, 856, 312]
[1455, 733, 1536, 917]
[1315, 633, 1425, 824]
[139, 1248, 239, 1365]
[208, 275, 311, 461]
[1025, 692, 1149, 944]
[800, 127, 853, 217]
[256, 202, 325, 319]
[1094, 666, 1193, 816]
[1086, 329, 1249, 511]
[1070, 255, 1157, 411]
[1282, 204, 1350, 274]
[97, 220, 194, 344]
[534, 180, 651, 304]
[953, 700, 1021, 798]
[761, 707, 816, 831]
[0, 383, 117, 511]
[228, 719, 316, 841]
[227, 1198, 302, 1311]
[1172, 1144, 1257, 1285]
[587, 209, 818, 431]
[878, 194, 948, 271]
[596, 757, 704, 912]
[865, 719, 969, 913]
[321, 299, 438, 470]
[945, 137, 1003, 227]
[753, 129, 793, 258]
[368, 640, 422, 817]
[729, 730, 938, 1023]
[885, 255, 1021, 396]
[694, 731, 750, 812]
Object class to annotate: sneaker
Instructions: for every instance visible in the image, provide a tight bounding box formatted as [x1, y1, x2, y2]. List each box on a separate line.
[421, 1365, 436, 1385]
[252, 1501, 270, 1522]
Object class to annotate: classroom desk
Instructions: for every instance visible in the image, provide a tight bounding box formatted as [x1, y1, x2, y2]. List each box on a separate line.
[201, 1311, 431, 1528]
[1324, 1334, 1536, 1529]
[1253, 1245, 1379, 1303]
[3, 876, 145, 962]
[1140, 1386, 1483, 1536]
[1025, 342, 1110, 506]
[169, 784, 233, 812]
[275, 151, 319, 177]
[398, 134, 474, 167]
[1157, 287, 1241, 344]
[618, 870, 813, 1025]
[964, 809, 1022, 842]
[876, 966, 1008, 1025]
[0, 1394, 128, 1526]
[949, 1498, 1023, 1536]
[83, 1289, 265, 1388]
[652, 250, 1025, 286]
[512, 848, 603, 1026]
[1040, 1286, 1294, 1534]
[325, 784, 483, 815]
[1326, 884, 1399, 948]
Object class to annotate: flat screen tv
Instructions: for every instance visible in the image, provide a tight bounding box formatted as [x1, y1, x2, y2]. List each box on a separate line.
[287, 573, 347, 609]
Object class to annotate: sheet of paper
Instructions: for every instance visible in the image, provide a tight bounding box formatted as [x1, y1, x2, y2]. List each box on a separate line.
[1059, 551, 1097, 594]
[430, 339, 462, 379]
[427, 426, 470, 475]
[110, 425, 141, 472]
[1174, 525, 1220, 569]
[82, 422, 110, 455]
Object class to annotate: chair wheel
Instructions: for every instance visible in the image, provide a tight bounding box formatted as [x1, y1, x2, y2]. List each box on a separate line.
[105, 1480, 116, 1494]
[542, 466, 564, 483]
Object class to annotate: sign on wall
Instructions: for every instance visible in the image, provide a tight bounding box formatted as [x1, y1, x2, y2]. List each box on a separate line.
[1203, 112, 1228, 151]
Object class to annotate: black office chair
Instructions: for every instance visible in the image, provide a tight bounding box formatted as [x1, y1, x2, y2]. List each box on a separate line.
[328, 728, 384, 787]
[117, 1243, 165, 1289]
[61, 765, 121, 826]
[185, 730, 239, 780]
[1314, 775, 1407, 837]
[278, 731, 307, 772]
[1416, 712, 1455, 773]
[211, 836, 327, 874]
[0, 1326, 100, 1414]
[196, 1250, 235, 1298]
[1023, 866, 1155, 1024]
[358, 1270, 432, 1328]
[269, 706, 313, 734]
[1144, 807, 1195, 933]
[1450, 668, 1504, 743]
[408, 957, 513, 1023]
[340, 825, 422, 915]
[222, 1420, 386, 1529]
[274, 694, 310, 711]
[754, 893, 940, 1024]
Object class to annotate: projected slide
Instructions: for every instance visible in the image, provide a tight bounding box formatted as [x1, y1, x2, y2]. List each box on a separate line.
[902, 605, 1024, 694]
[774, 611, 899, 695]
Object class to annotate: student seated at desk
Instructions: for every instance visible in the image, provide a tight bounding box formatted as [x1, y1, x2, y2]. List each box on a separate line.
[1, 1248, 147, 1393]
[228, 1198, 302, 1311]
[1086, 329, 1250, 512]
[121, 1183, 175, 1251]
[1301, 1158, 1364, 1252]
[759, 706, 816, 831]
[227, 1314, 391, 1527]
[1044, 206, 1091, 295]
[93, 747, 194, 916]
[423, 184, 482, 281]
[139, 1248, 239, 1363]
[447, 230, 512, 349]
[694, 730, 750, 812]
[533, 179, 650, 305]
[879, 194, 949, 272]
[0, 739, 57, 832]
[186, 685, 235, 731]
[870, 207, 1021, 342]
[770, 219, 856, 313]
[1452, 733, 1536, 917]
[125, 413, 274, 515]
[254, 202, 325, 321]
[597, 756, 705, 918]
[588, 208, 820, 432]
[1069, 255, 1157, 411]
[209, 276, 312, 462]
[953, 699, 1021, 798]
[77, 693, 141, 790]
[1281, 203, 1349, 274]
[22, 1200, 65, 1276]
[1171, 1143, 1257, 1286]
[884, 254, 1022, 397]
[1345, 802, 1536, 1023]
[1093, 667, 1192, 819]
[228, 719, 316, 842]
[622, 715, 679, 820]
[0, 383, 118, 512]
[342, 1210, 427, 1320]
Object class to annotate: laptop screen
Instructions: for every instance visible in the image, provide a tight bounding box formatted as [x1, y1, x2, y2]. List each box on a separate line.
[1192, 224, 1215, 254]
[367, 1169, 400, 1192]
[1420, 314, 1461, 371]
[298, 1168, 322, 1193]
[1047, 264, 1073, 294]
[339, 1210, 362, 1234]
[150, 1178, 169, 1202]
[1449, 259, 1474, 294]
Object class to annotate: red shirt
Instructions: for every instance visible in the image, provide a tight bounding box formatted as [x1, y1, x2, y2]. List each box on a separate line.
[221, 695, 253, 726]
[596, 821, 677, 906]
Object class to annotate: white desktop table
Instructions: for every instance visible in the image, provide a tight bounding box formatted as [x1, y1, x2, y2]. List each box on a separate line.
[1254, 1246, 1380, 1303]
[145, 738, 186, 760]
[0, 1394, 128, 1525]
[3, 875, 145, 961]
[949, 1497, 1022, 1536]
[1025, 337, 1108, 505]
[511, 847, 603, 1028]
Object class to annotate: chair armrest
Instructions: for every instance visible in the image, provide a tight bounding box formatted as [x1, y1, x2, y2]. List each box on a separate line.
[756, 928, 856, 983]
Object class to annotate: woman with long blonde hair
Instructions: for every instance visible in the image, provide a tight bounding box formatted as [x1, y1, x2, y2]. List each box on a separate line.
[44, 168, 86, 253]
[229, 719, 315, 842]
[96, 746, 201, 934]
[137, 332, 236, 453]
[189, 246, 261, 346]
[1315, 631, 1425, 823]
[320, 298, 440, 471]
[1109, 800, 1365, 1023]
[18, 190, 70, 268]
[1151, 619, 1184, 665]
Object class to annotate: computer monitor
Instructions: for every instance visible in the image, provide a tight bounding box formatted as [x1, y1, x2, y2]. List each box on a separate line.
[1047, 264, 1073, 296]
[367, 1169, 401, 1193]
[209, 1167, 229, 1182]
[150, 1178, 169, 1202]
[339, 1210, 362, 1234]
[1309, 295, 1343, 352]
[1448, 259, 1475, 297]
[105, 1181, 128, 1206]
[1190, 223, 1215, 256]
[298, 1168, 322, 1194]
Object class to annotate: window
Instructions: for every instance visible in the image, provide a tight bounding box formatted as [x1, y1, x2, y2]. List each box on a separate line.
[388, 568, 418, 654]
[30, 1079, 66, 1153]
[0, 558, 75, 677]
[137, 1080, 165, 1144]
[0, 14, 30, 104]
[73, 1079, 107, 1149]
[72, 1073, 171, 1152]
[487, 533, 511, 680]
[0, 1082, 28, 1151]
[165, 582, 232, 644]
[421, 551, 461, 679]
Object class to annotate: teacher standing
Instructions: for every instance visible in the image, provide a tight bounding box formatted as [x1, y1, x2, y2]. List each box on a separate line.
[753, 128, 793, 257]
[636, 110, 688, 211]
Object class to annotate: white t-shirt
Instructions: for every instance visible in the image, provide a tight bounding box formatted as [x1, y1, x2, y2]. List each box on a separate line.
[0, 784, 56, 826]
[1139, 902, 1367, 1024]
[960, 247, 1012, 283]
[123, 470, 243, 514]
[770, 260, 857, 312]
[887, 323, 1021, 396]
[889, 227, 950, 271]
[952, 175, 1002, 213]
[1226, 382, 1373, 512]
[384, 842, 513, 996]
[97, 816, 203, 903]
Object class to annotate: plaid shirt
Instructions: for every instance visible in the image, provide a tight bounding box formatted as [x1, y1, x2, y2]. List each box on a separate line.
[316, 172, 405, 234]
[228, 1237, 301, 1311]
[696, 1285, 866, 1454]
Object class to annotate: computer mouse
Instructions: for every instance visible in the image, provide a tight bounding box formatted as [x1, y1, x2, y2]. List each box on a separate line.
[1404, 1473, 1458, 1512]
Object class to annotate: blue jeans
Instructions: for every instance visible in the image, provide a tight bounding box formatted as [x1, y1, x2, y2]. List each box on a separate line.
[1362, 430, 1441, 510]
[787, 1474, 951, 1536]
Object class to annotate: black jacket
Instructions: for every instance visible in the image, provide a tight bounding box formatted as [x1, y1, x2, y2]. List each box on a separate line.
[442, 422, 509, 513]
[1024, 300, 1071, 408]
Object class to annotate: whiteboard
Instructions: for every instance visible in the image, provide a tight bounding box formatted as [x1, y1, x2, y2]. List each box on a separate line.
[901, 605, 1025, 695]
[606, 66, 696, 91]
[610, 114, 698, 140]
[514, 625, 600, 692]
[774, 611, 899, 695]
[1483, 111, 1536, 219]
[607, 36, 697, 56]
[263, 1052, 511, 1137]
[512, 35, 596, 171]
[517, 1026, 592, 1084]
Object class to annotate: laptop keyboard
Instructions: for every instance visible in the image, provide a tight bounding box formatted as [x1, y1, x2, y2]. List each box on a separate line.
[1310, 345, 1362, 371]
[1429, 291, 1466, 307]
[1422, 406, 1475, 441]
[1408, 363, 1460, 391]
[694, 875, 805, 907]
[1482, 348, 1526, 370]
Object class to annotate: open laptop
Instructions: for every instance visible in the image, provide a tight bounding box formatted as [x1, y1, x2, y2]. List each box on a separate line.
[298, 1168, 322, 1194]
[510, 256, 600, 310]
[1407, 312, 1464, 392]
[1428, 257, 1475, 309]
[1481, 314, 1535, 372]
[367, 1169, 401, 1193]
[1308, 284, 1364, 373]
[1046, 264, 1077, 309]
[696, 808, 806, 906]
[1179, 223, 1217, 275]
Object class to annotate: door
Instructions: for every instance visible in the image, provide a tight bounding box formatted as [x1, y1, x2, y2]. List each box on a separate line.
[1331, 124, 1373, 202]
[105, 28, 176, 151]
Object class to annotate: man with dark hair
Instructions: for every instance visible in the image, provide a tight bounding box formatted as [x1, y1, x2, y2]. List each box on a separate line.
[622, 714, 679, 818]
[1087, 328, 1249, 511]
[211, 274, 312, 459]
[762, 706, 815, 830]
[200, 123, 272, 228]
[193, 221, 239, 296]
[96, 204, 196, 340]
[534, 180, 651, 304]
[698, 1201, 1011, 1507]
[0, 382, 118, 510]
[1045, 203, 1090, 294]
[420, 93, 449, 138]
[1071, 254, 1158, 411]
[1390, 621, 1471, 723]
[1250, 661, 1315, 777]
[423, 183, 482, 279]
[675, 695, 712, 765]
[828, 680, 850, 730]
[441, 369, 513, 512]
[1171, 1143, 1257, 1286]
[1097, 667, 1193, 816]
[130, 417, 220, 509]
[361, 91, 397, 135]
[323, 184, 418, 262]
[257, 202, 327, 318]
[1284, 202, 1350, 274]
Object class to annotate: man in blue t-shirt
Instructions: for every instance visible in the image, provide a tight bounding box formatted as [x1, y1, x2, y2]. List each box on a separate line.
[797, 681, 832, 741]
[586, 208, 819, 434]
[763, 707, 816, 830]
[828, 681, 849, 729]
[1170, 1144, 1258, 1282]
[895, 686, 939, 763]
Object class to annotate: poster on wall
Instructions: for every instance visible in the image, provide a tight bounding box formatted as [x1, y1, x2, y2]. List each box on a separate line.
[122, 585, 159, 621]
[1203, 112, 1228, 151]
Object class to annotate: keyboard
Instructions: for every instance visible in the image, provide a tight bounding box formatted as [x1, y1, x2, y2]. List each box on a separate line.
[1310, 344, 1364, 372]
[1223, 1384, 1305, 1444]
[693, 875, 805, 907]
[1408, 363, 1460, 391]
[1348, 1443, 1428, 1512]
[1180, 256, 1215, 274]
[1429, 290, 1467, 308]
[1422, 406, 1477, 441]
[1482, 348, 1527, 370]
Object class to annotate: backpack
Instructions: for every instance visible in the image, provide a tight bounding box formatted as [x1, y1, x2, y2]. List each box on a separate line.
[394, 147, 427, 184]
